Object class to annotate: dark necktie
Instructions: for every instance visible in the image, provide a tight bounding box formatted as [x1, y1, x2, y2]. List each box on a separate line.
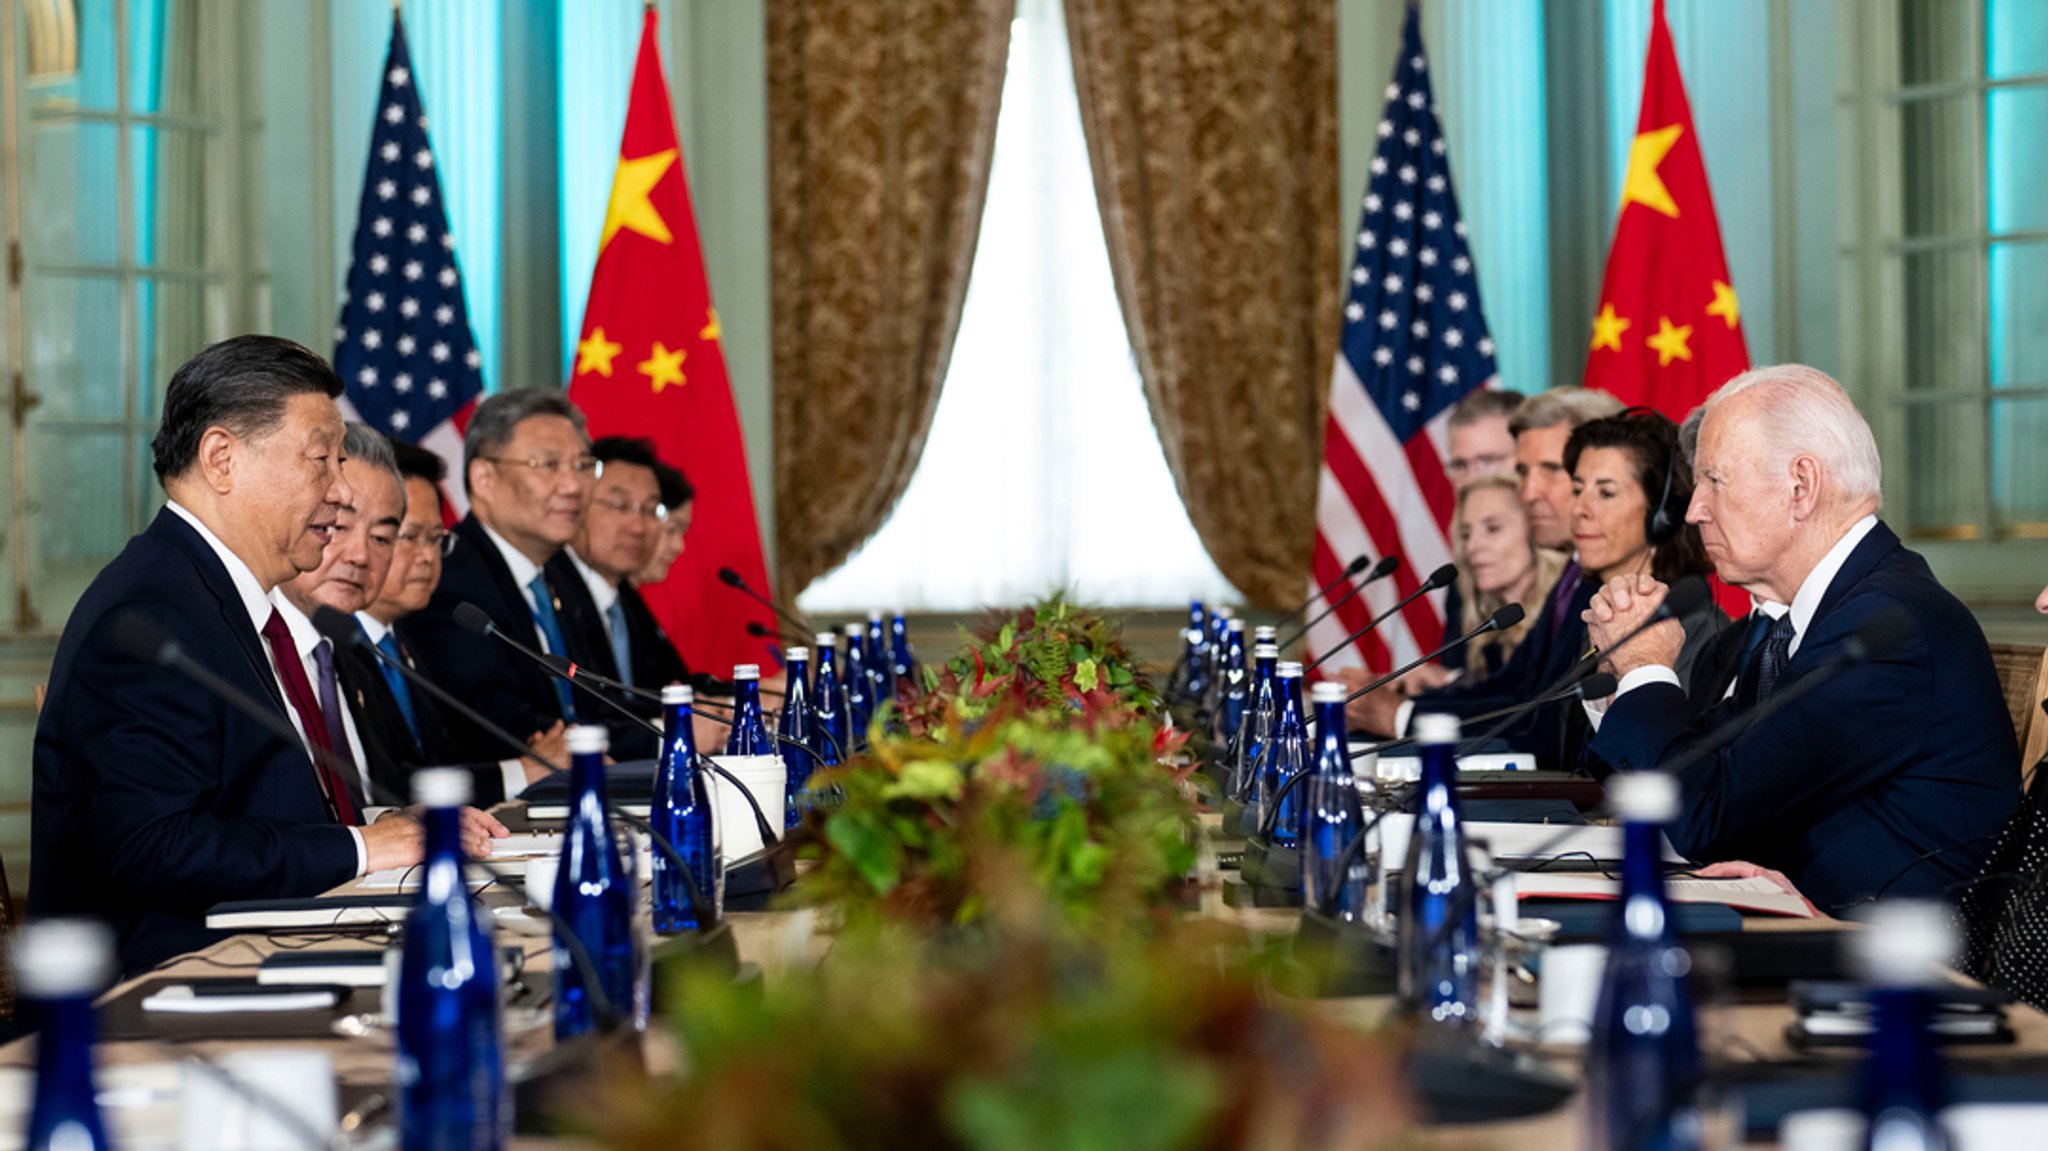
[1547, 559, 1584, 640]
[258, 609, 362, 825]
[526, 574, 578, 720]
[373, 630, 422, 747]
[1750, 615, 1799, 706]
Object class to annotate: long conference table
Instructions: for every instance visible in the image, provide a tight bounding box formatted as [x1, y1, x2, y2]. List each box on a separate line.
[3, 799, 2046, 1149]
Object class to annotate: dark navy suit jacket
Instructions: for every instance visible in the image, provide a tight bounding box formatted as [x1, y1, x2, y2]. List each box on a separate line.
[331, 628, 513, 807]
[546, 552, 658, 761]
[31, 508, 358, 972]
[404, 515, 572, 764]
[1589, 522, 2018, 913]
[1410, 570, 1597, 768]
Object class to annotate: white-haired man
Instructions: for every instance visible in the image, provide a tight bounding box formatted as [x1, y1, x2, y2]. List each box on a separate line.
[1583, 364, 2017, 914]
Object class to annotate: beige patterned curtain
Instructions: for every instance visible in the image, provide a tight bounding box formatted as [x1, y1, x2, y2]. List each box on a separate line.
[767, 0, 1016, 594]
[1064, 0, 1339, 609]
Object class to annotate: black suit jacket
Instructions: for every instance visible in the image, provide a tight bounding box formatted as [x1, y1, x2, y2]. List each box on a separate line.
[619, 580, 696, 691]
[1410, 570, 1598, 769]
[546, 553, 657, 760]
[332, 633, 514, 807]
[1589, 522, 2019, 912]
[31, 508, 358, 972]
[404, 516, 571, 763]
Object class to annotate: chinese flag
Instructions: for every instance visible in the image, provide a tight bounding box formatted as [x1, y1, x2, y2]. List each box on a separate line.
[569, 8, 775, 679]
[1583, 0, 1750, 615]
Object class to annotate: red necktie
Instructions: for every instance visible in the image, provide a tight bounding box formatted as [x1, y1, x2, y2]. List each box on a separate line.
[259, 608, 363, 826]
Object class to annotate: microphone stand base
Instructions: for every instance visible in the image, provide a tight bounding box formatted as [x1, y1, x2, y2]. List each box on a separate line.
[1272, 910, 1398, 998]
[723, 839, 799, 910]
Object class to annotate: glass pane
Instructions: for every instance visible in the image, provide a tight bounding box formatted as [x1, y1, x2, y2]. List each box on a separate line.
[1901, 250, 1982, 391]
[26, 274, 126, 422]
[1987, 85, 2048, 235]
[25, 120, 121, 266]
[28, 428, 134, 595]
[132, 125, 212, 269]
[1898, 95, 1977, 237]
[1990, 241, 2048, 389]
[1993, 398, 2048, 525]
[134, 278, 215, 421]
[29, 0, 116, 111]
[1904, 402, 1980, 535]
[1987, 0, 2048, 80]
[133, 433, 162, 534]
[1900, 0, 1976, 86]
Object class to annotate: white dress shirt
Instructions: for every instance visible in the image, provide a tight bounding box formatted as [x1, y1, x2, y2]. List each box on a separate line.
[479, 520, 558, 653]
[164, 501, 369, 874]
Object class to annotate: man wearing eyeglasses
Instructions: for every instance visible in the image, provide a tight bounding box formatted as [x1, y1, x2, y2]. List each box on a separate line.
[547, 436, 698, 760]
[404, 388, 596, 777]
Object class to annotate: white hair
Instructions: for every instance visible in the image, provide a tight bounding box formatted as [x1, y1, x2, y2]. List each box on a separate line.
[1704, 364, 1882, 510]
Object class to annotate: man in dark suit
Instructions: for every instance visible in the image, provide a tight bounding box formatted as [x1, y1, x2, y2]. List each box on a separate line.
[1584, 364, 2018, 913]
[353, 442, 553, 805]
[404, 388, 594, 767]
[1342, 387, 1624, 768]
[31, 337, 439, 970]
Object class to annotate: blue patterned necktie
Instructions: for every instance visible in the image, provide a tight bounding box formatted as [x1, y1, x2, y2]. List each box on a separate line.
[1751, 615, 1799, 705]
[373, 630, 422, 746]
[527, 574, 578, 720]
[606, 599, 634, 688]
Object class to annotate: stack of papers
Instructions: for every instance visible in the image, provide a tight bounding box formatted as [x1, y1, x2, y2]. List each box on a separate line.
[1511, 873, 1817, 918]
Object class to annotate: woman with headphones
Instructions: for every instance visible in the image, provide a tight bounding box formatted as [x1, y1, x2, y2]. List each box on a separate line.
[1563, 408, 1725, 689]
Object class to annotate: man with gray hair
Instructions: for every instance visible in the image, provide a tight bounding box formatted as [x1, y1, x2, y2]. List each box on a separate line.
[1583, 364, 2017, 913]
[404, 388, 595, 772]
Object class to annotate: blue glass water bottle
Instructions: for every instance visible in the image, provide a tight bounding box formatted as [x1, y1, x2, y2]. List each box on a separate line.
[398, 769, 507, 1151]
[776, 647, 819, 829]
[1213, 618, 1250, 747]
[841, 623, 875, 750]
[811, 635, 851, 763]
[1229, 642, 1281, 816]
[1852, 901, 1958, 1151]
[1399, 712, 1481, 1026]
[552, 725, 639, 1039]
[889, 612, 916, 686]
[1586, 771, 1702, 1151]
[864, 612, 890, 705]
[1302, 682, 1368, 920]
[722, 663, 774, 757]
[18, 920, 114, 1151]
[1259, 662, 1309, 849]
[652, 685, 723, 934]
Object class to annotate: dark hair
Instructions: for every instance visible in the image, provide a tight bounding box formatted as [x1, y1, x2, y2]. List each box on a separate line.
[460, 387, 587, 496]
[1448, 388, 1524, 428]
[1562, 410, 1713, 585]
[653, 459, 695, 512]
[390, 440, 447, 486]
[591, 435, 663, 476]
[342, 423, 405, 515]
[150, 336, 343, 486]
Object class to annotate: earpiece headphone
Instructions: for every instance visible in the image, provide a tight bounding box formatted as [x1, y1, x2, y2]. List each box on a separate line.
[1620, 406, 1684, 545]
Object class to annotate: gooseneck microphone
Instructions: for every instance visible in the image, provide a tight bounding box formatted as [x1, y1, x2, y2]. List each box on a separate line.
[1350, 672, 1619, 760]
[747, 620, 803, 647]
[717, 567, 813, 639]
[1300, 562, 1457, 672]
[1278, 555, 1402, 650]
[1273, 554, 1376, 624]
[1336, 602, 1526, 701]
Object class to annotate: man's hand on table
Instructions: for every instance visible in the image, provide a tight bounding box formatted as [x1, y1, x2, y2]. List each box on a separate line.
[361, 806, 509, 871]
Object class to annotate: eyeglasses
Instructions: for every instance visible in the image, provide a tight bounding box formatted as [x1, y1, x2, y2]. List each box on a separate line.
[594, 494, 668, 523]
[481, 453, 598, 478]
[396, 525, 457, 556]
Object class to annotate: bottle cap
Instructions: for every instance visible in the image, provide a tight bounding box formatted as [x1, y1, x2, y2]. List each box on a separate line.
[868, 610, 884, 623]
[1607, 771, 1680, 823]
[784, 646, 810, 663]
[1227, 618, 1245, 633]
[1216, 605, 1236, 620]
[1276, 661, 1304, 678]
[1310, 682, 1348, 704]
[566, 724, 609, 756]
[1253, 625, 1278, 641]
[814, 633, 838, 648]
[1254, 643, 1279, 659]
[661, 683, 694, 705]
[17, 920, 114, 999]
[1411, 712, 1461, 744]
[844, 623, 863, 635]
[412, 767, 473, 808]
[1853, 900, 1958, 987]
[734, 663, 762, 680]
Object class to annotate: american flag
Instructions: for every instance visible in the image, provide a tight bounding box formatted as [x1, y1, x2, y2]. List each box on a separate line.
[333, 14, 485, 514]
[1308, 4, 1498, 675]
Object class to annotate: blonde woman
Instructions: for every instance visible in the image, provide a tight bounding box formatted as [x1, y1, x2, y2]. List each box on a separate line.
[1447, 474, 1563, 684]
